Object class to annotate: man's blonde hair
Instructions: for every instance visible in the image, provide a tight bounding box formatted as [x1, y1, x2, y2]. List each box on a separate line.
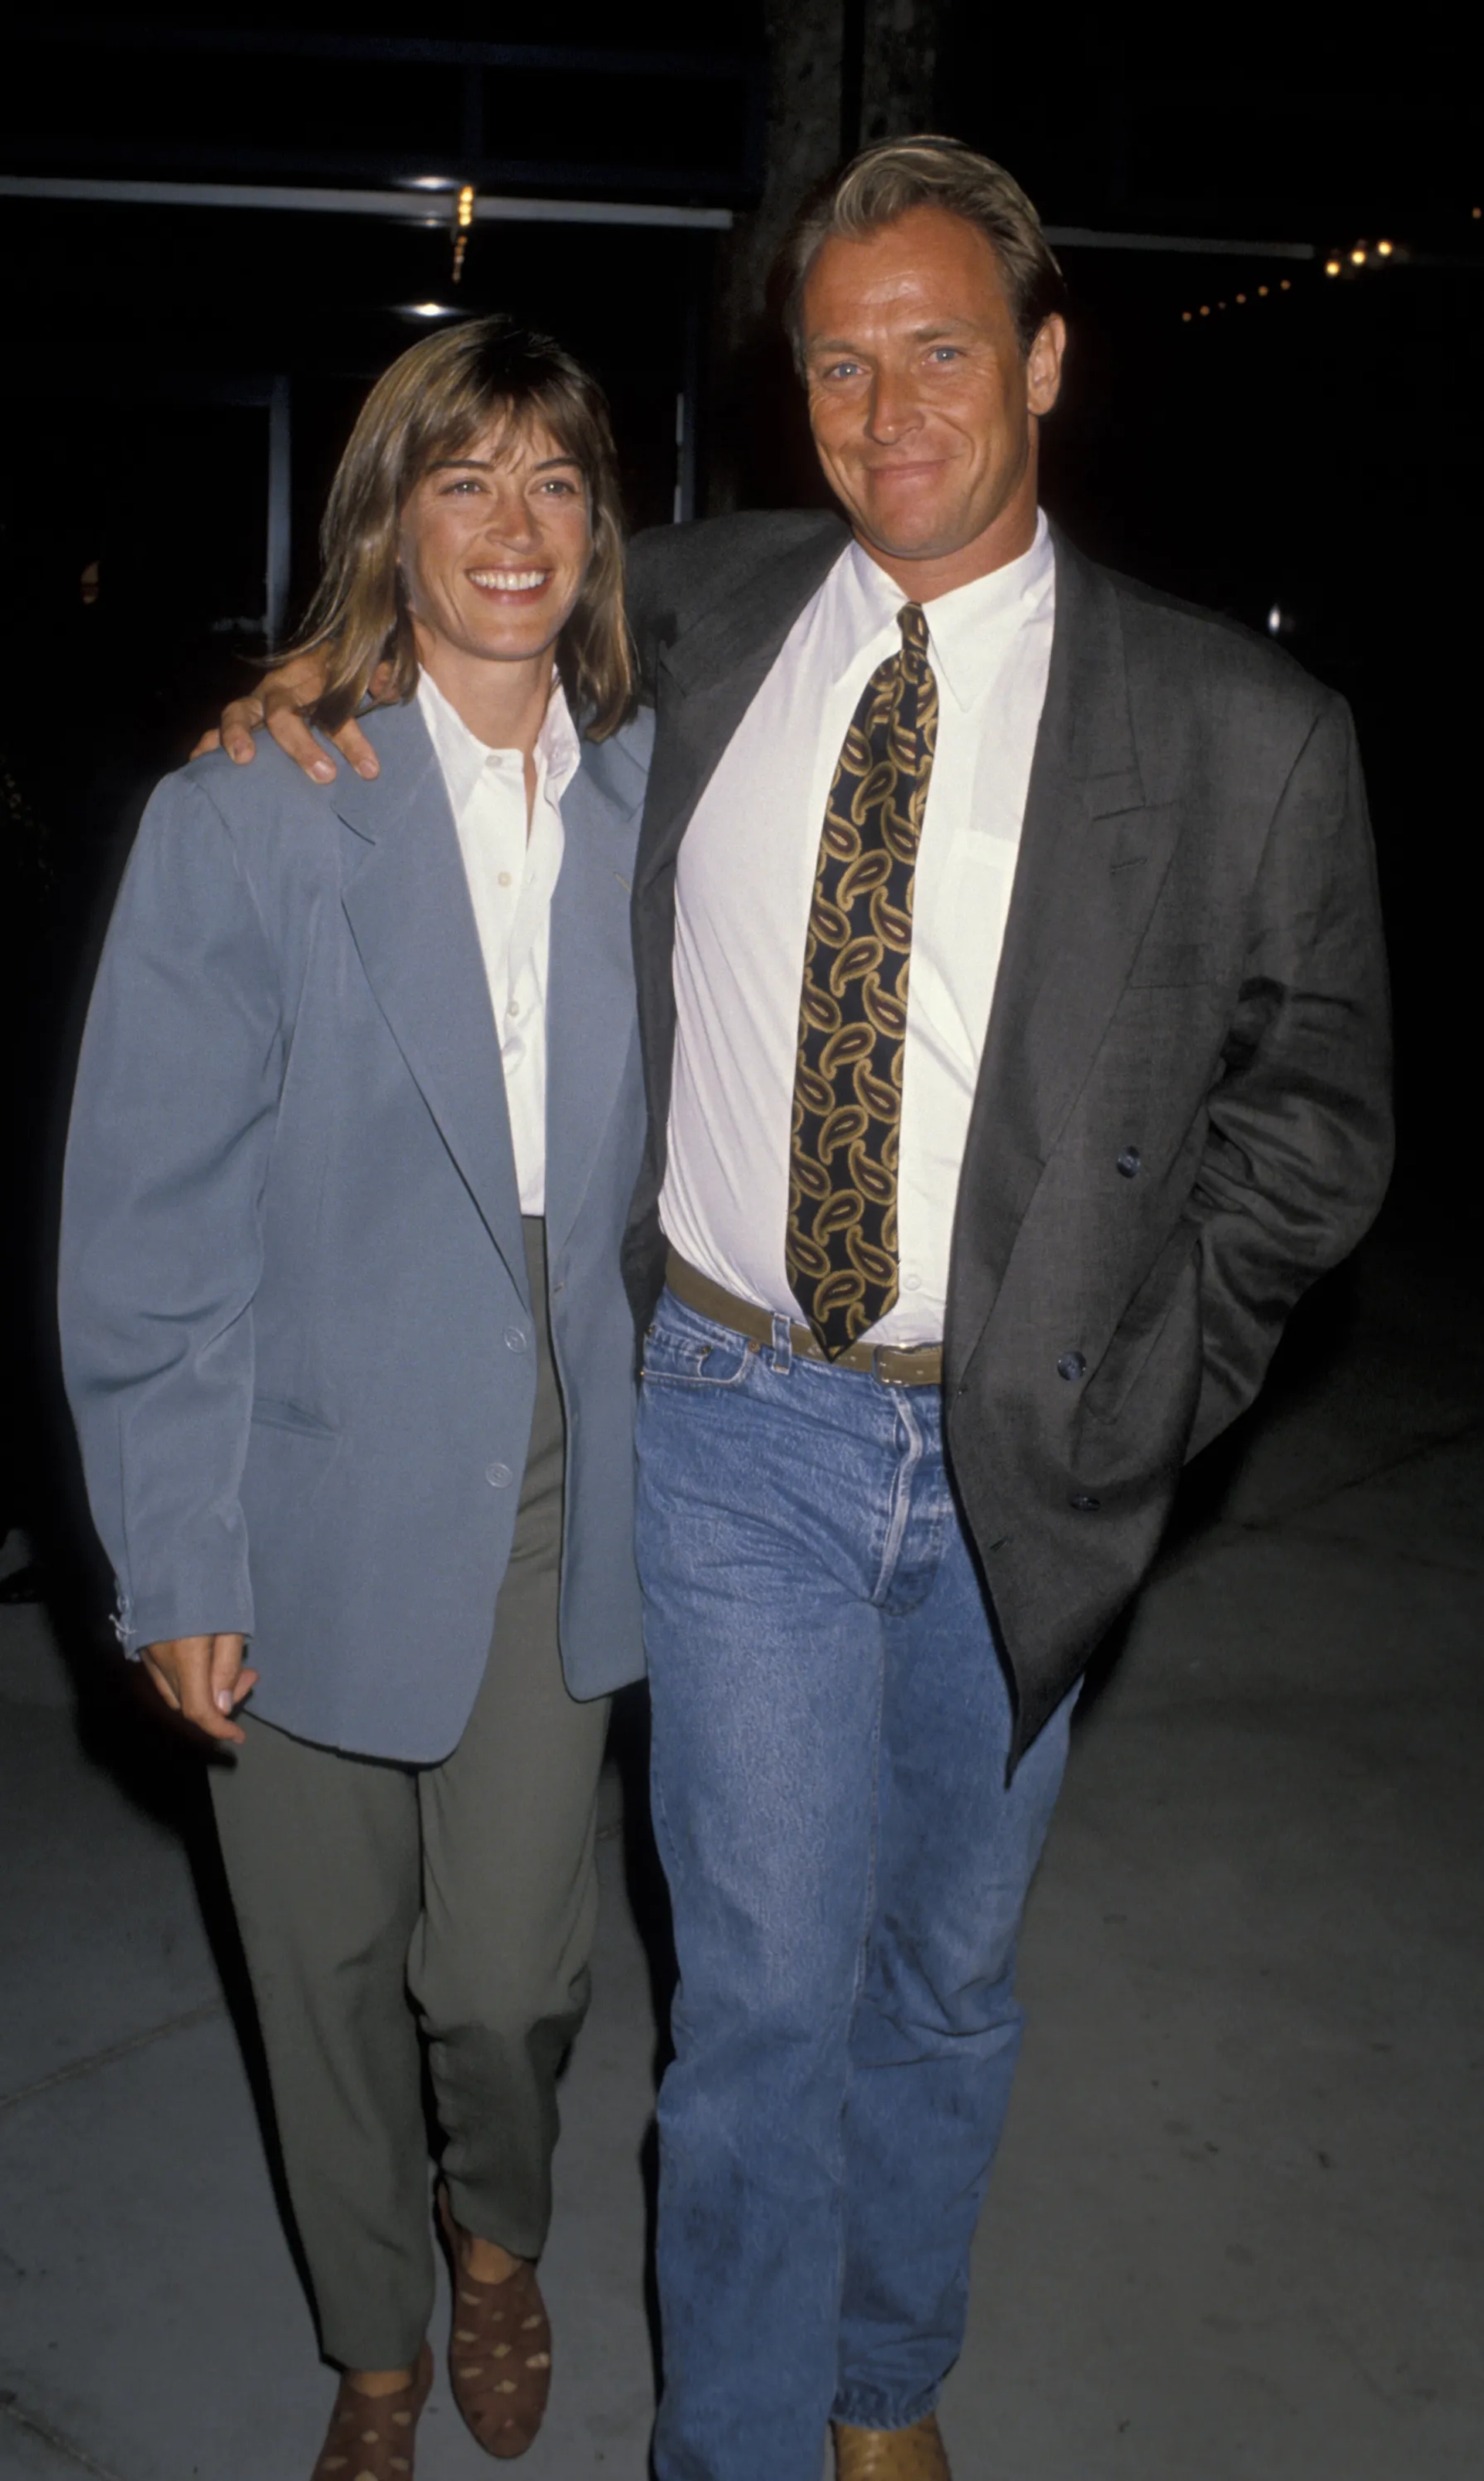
[782, 134, 1067, 366]
[280, 315, 634, 739]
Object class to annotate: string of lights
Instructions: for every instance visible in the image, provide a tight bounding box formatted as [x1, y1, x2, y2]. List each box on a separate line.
[1181, 205, 1481, 322]
[451, 182, 475, 284]
[1181, 279, 1292, 321]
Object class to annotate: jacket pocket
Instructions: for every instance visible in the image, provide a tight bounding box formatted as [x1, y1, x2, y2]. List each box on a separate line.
[1127, 939, 1213, 989]
[250, 1394, 339, 1440]
[1081, 1221, 1201, 1429]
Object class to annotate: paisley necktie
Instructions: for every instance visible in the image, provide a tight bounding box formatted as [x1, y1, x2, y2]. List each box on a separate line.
[785, 602, 939, 1358]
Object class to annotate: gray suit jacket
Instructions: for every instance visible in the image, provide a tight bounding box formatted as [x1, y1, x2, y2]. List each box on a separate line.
[622, 511, 1393, 1767]
[60, 697, 654, 1760]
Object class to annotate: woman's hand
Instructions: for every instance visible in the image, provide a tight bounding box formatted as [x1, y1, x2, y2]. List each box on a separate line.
[190, 654, 390, 783]
[141, 1633, 260, 1747]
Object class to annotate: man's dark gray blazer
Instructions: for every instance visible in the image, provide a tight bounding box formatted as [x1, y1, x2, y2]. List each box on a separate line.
[60, 700, 653, 1761]
[621, 512, 1392, 1764]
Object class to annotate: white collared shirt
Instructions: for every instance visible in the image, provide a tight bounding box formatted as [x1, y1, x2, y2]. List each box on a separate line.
[417, 666, 581, 1215]
[659, 510, 1056, 1344]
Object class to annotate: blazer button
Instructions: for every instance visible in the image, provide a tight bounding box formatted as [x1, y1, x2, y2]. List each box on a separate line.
[1069, 1492, 1101, 1512]
[485, 1461, 514, 1489]
[1116, 1147, 1142, 1178]
[504, 1327, 529, 1353]
[1057, 1351, 1087, 1382]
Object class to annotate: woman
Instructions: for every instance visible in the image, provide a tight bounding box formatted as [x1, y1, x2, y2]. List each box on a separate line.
[60, 317, 652, 2477]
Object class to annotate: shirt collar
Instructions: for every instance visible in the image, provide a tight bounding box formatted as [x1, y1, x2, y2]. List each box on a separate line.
[836, 506, 1053, 712]
[415, 666, 582, 820]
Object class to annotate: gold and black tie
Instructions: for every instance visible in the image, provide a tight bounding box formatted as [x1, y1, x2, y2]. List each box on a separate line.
[785, 602, 939, 1358]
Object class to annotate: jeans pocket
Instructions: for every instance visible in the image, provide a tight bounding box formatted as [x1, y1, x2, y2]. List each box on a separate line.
[641, 1314, 757, 1390]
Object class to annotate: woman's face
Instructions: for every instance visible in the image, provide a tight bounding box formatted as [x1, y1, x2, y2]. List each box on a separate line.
[397, 412, 594, 672]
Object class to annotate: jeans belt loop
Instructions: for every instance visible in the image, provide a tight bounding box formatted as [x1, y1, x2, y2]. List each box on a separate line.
[769, 1310, 793, 1377]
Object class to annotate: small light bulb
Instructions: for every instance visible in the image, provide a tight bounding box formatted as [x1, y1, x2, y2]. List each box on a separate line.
[1182, 310, 1192, 322]
[1200, 305, 1210, 316]
[1351, 247, 1366, 264]
[1377, 239, 1393, 256]
[1258, 284, 1269, 296]
[1281, 279, 1291, 290]
[1326, 261, 1340, 276]
[1236, 292, 1247, 303]
[1268, 605, 1282, 636]
[458, 184, 475, 230]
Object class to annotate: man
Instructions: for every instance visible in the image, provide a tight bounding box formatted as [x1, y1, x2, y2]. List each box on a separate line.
[223, 138, 1391, 2481]
[61, 319, 653, 2479]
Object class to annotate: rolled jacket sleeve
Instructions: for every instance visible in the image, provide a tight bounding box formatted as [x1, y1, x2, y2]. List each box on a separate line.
[58, 770, 284, 1651]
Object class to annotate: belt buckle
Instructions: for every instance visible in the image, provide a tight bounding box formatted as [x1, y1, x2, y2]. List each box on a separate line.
[872, 1344, 908, 1387]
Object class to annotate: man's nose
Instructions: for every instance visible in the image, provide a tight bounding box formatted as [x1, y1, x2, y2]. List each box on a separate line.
[865, 372, 922, 442]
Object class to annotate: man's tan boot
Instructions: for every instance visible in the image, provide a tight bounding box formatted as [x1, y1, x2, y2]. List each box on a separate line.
[833, 2410, 952, 2477]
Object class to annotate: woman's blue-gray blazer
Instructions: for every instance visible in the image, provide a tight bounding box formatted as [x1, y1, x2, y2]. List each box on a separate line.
[59, 697, 654, 1761]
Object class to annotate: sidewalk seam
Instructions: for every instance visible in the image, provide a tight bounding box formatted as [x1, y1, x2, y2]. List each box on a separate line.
[0, 2391, 128, 2481]
[0, 1999, 225, 2116]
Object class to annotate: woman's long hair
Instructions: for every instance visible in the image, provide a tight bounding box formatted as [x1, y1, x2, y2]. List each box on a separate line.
[281, 316, 635, 739]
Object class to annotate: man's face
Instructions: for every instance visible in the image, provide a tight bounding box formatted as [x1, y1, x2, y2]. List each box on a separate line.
[397, 414, 593, 669]
[800, 204, 1065, 582]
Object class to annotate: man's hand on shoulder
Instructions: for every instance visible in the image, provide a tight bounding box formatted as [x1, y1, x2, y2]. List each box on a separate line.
[189, 654, 392, 785]
[141, 1633, 259, 1747]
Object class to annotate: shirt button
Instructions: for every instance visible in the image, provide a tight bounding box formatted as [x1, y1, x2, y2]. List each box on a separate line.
[507, 1000, 520, 1018]
[485, 1461, 513, 1488]
[1057, 1351, 1087, 1382]
[504, 1327, 528, 1353]
[904, 1272, 922, 1292]
[1069, 1492, 1101, 1512]
[498, 871, 512, 888]
[1116, 1147, 1142, 1178]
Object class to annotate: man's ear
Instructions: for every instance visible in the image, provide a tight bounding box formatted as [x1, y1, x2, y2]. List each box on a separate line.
[1026, 315, 1067, 418]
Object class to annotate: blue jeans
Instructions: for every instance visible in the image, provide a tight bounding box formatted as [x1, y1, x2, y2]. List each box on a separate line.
[636, 1289, 1075, 2481]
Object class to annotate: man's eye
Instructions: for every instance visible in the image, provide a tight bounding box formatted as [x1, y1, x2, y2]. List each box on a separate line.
[821, 360, 863, 382]
[928, 346, 963, 363]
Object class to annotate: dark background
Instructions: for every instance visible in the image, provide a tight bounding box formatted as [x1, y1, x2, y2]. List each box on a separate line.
[2, 2, 1480, 1593]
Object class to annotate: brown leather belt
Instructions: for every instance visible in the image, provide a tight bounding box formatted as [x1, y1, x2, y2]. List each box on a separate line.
[665, 1251, 944, 1388]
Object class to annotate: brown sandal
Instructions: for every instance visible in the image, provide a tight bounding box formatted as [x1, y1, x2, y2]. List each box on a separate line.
[311, 2342, 434, 2481]
[436, 2183, 552, 2460]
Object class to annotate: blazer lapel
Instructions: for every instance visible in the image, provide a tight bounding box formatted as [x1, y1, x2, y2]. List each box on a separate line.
[543, 730, 648, 1253]
[947, 532, 1180, 1366]
[635, 520, 848, 903]
[334, 703, 529, 1305]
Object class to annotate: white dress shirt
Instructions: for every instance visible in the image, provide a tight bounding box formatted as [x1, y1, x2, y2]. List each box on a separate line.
[660, 510, 1056, 1344]
[417, 666, 581, 1215]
